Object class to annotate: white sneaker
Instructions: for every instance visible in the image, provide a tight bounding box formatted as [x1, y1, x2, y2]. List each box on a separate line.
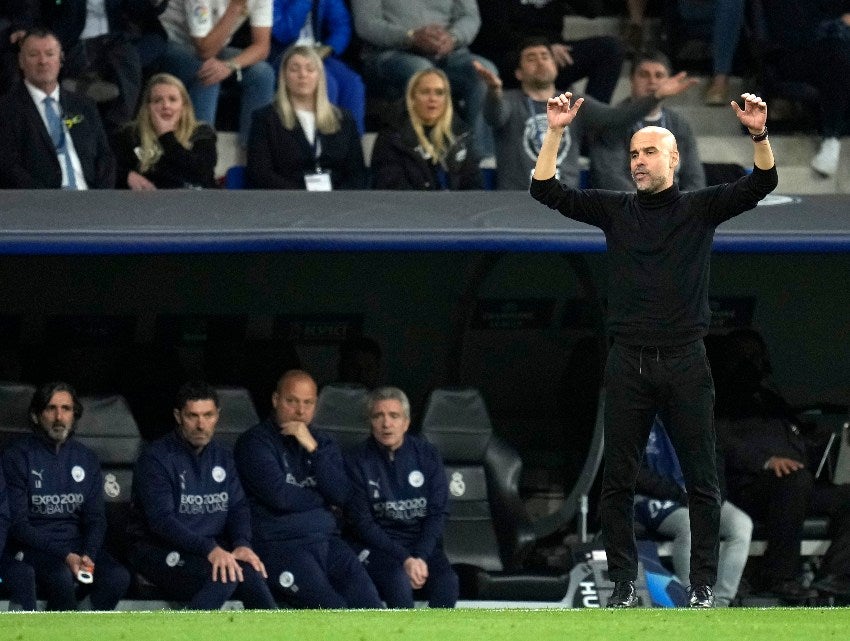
[811, 137, 841, 177]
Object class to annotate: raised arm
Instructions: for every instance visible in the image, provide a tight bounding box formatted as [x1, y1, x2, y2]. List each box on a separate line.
[731, 92, 774, 170]
[532, 92, 584, 180]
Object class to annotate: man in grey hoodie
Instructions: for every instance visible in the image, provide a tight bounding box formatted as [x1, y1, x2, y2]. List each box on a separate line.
[475, 37, 697, 190]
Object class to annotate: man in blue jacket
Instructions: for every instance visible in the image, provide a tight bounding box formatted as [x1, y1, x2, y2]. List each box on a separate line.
[2, 381, 130, 610]
[345, 386, 458, 607]
[128, 381, 276, 609]
[234, 369, 382, 608]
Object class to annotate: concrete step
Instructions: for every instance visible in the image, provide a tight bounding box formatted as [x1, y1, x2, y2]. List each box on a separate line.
[696, 134, 816, 165]
[696, 134, 849, 194]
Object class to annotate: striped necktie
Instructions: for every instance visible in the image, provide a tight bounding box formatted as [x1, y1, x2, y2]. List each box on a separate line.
[43, 95, 78, 189]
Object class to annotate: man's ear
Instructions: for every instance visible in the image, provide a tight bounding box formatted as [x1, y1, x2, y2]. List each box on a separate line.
[670, 149, 680, 169]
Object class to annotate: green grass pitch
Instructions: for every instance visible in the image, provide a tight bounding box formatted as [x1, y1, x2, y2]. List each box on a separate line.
[2, 608, 850, 641]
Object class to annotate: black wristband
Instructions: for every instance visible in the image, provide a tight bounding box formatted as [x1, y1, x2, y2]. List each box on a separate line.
[750, 126, 768, 142]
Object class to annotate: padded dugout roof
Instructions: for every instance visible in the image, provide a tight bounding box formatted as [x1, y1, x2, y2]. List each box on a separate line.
[1, 190, 848, 254]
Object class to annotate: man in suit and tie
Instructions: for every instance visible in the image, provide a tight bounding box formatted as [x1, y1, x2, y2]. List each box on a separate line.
[0, 29, 115, 189]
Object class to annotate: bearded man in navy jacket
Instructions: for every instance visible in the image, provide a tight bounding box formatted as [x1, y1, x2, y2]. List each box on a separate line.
[128, 381, 276, 609]
[344, 386, 458, 608]
[234, 369, 382, 608]
[1, 381, 130, 610]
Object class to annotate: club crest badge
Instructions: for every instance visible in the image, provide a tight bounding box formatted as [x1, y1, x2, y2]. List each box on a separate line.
[408, 470, 424, 488]
[103, 473, 121, 498]
[449, 471, 465, 497]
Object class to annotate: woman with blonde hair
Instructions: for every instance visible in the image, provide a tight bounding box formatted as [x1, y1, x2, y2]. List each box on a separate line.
[371, 68, 481, 190]
[113, 73, 217, 190]
[246, 44, 365, 189]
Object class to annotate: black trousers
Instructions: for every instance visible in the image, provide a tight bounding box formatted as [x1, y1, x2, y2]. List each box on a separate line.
[730, 469, 850, 583]
[601, 339, 721, 585]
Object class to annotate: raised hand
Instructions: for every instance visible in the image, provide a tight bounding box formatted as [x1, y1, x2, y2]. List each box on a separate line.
[731, 92, 767, 133]
[546, 92, 584, 130]
[281, 420, 318, 453]
[654, 71, 699, 99]
[472, 60, 502, 91]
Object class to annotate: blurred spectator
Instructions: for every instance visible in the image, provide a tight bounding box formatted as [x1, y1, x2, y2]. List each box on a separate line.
[674, 0, 746, 106]
[0, 0, 35, 94]
[113, 72, 218, 189]
[350, 0, 496, 155]
[588, 49, 705, 191]
[635, 416, 752, 607]
[716, 328, 850, 600]
[759, 0, 850, 177]
[269, 0, 365, 135]
[2, 382, 131, 610]
[124, 0, 171, 77]
[473, 0, 625, 104]
[158, 0, 276, 147]
[370, 68, 481, 190]
[622, 1, 745, 107]
[128, 382, 277, 609]
[39, 0, 146, 136]
[344, 386, 459, 608]
[246, 44, 365, 189]
[474, 37, 696, 190]
[622, 0, 653, 53]
[336, 335, 382, 389]
[0, 29, 115, 189]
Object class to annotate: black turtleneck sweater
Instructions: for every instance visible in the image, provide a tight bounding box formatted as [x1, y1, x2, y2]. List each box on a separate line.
[530, 165, 779, 345]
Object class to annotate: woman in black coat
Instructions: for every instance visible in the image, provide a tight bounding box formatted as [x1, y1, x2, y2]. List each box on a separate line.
[113, 73, 217, 190]
[370, 68, 482, 190]
[246, 44, 366, 190]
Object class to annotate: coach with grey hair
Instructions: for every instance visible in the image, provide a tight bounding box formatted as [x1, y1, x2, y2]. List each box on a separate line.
[344, 386, 458, 607]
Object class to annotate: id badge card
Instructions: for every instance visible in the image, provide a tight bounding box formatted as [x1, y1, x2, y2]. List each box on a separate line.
[304, 170, 332, 191]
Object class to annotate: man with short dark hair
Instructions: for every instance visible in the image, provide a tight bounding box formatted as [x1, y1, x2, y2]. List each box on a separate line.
[234, 369, 382, 608]
[473, 0, 625, 103]
[345, 386, 458, 608]
[128, 381, 277, 609]
[2, 381, 130, 610]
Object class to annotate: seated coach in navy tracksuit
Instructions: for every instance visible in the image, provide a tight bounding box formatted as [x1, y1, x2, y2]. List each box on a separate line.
[1, 381, 130, 610]
[234, 369, 382, 609]
[128, 381, 276, 610]
[0, 468, 37, 609]
[344, 386, 458, 608]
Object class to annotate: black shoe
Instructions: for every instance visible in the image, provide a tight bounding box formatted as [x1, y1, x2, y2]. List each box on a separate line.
[811, 574, 850, 597]
[769, 579, 818, 600]
[688, 584, 715, 608]
[607, 580, 638, 608]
